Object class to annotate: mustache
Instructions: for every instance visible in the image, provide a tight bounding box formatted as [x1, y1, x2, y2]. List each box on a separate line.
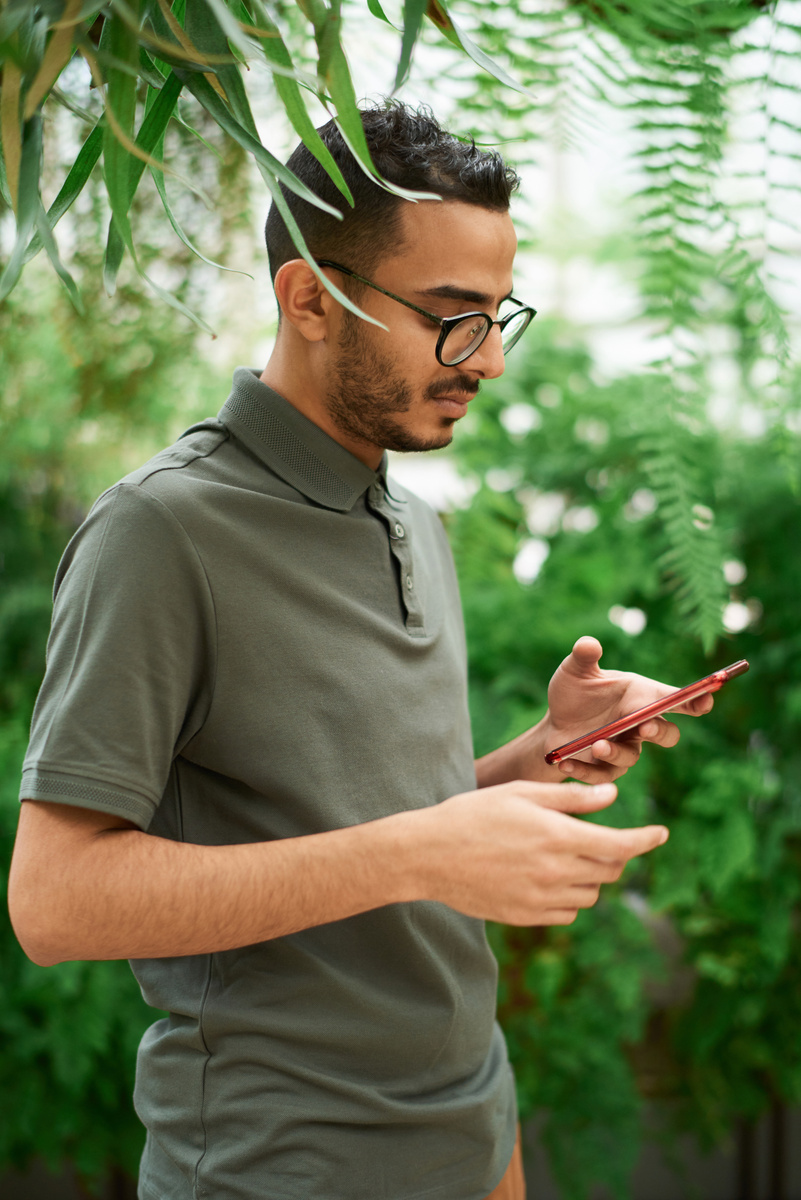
[426, 375, 480, 400]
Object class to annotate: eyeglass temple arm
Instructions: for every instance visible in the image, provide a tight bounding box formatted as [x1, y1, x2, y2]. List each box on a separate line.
[316, 260, 444, 326]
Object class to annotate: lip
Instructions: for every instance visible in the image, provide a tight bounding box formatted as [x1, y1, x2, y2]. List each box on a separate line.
[431, 395, 472, 417]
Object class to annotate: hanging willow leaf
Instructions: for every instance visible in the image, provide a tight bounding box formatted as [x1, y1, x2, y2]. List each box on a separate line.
[0, 114, 46, 300]
[101, 3, 143, 292]
[23, 118, 103, 265]
[0, 142, 12, 207]
[151, 163, 248, 276]
[200, 0, 257, 61]
[23, 0, 83, 119]
[0, 54, 23, 211]
[175, 70, 342, 216]
[34, 200, 83, 310]
[425, 0, 531, 96]
[395, 0, 427, 91]
[103, 69, 184, 289]
[366, 0, 394, 25]
[241, 0, 353, 204]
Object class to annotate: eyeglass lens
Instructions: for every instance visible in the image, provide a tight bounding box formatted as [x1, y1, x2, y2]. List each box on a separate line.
[441, 309, 531, 366]
[442, 316, 491, 365]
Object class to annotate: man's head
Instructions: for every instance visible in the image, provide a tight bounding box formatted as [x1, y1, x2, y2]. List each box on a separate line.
[261, 103, 526, 468]
[264, 102, 520, 283]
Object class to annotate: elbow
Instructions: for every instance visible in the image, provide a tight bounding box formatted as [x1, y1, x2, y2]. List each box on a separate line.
[8, 872, 71, 968]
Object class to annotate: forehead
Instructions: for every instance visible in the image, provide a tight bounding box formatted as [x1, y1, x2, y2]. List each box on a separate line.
[385, 199, 517, 300]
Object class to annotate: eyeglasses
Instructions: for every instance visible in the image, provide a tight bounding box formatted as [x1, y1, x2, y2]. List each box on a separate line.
[317, 259, 537, 367]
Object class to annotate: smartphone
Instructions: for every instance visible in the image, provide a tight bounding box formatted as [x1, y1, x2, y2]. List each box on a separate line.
[544, 659, 749, 765]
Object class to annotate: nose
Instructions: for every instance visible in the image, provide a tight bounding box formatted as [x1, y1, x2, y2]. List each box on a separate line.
[467, 323, 506, 380]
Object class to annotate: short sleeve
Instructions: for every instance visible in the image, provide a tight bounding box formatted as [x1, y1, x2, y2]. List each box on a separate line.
[20, 482, 216, 830]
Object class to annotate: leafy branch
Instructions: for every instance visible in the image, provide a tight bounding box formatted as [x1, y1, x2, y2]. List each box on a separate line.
[0, 0, 521, 322]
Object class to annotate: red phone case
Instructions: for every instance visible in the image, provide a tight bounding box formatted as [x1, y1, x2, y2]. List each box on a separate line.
[544, 660, 749, 765]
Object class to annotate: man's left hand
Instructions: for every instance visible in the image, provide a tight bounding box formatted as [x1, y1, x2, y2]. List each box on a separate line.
[541, 635, 713, 783]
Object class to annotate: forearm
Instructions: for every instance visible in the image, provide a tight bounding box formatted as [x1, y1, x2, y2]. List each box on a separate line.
[9, 801, 424, 966]
[475, 718, 562, 787]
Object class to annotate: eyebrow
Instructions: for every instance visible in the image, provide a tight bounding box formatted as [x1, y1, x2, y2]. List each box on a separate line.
[417, 284, 515, 307]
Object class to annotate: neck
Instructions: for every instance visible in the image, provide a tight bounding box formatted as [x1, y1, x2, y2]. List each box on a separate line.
[260, 333, 384, 471]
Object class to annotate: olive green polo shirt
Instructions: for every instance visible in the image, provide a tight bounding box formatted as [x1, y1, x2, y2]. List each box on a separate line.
[21, 368, 516, 1200]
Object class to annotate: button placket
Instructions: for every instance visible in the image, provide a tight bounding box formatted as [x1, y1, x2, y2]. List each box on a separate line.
[369, 488, 424, 632]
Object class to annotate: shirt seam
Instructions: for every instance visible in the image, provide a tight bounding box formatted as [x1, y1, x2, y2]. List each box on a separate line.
[193, 956, 215, 1199]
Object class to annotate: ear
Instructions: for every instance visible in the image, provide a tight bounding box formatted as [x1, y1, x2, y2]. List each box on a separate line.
[274, 259, 336, 344]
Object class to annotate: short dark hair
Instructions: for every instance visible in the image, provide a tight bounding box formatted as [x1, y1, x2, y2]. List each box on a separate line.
[264, 101, 520, 284]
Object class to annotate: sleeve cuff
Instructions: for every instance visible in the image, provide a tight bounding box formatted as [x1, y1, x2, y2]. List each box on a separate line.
[20, 767, 157, 830]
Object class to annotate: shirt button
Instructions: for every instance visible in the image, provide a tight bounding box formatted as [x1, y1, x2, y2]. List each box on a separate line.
[394, 523, 405, 538]
[405, 574, 414, 590]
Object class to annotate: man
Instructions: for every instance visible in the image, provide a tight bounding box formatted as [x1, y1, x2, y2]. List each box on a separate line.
[9, 104, 711, 1200]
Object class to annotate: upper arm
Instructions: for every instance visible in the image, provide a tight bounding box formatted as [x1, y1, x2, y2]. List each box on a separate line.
[21, 483, 216, 830]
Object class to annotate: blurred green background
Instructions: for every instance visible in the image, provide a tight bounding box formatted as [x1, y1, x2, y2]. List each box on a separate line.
[2, 1, 800, 1197]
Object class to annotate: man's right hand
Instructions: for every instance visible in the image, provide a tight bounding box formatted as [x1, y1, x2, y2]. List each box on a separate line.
[414, 780, 667, 925]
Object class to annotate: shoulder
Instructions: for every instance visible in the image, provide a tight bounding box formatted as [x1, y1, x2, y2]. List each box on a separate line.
[53, 426, 231, 600]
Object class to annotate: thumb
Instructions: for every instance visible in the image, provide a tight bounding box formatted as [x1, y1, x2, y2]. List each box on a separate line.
[565, 635, 604, 677]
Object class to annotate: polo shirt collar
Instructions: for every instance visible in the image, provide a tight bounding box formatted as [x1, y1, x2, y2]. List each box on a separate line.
[219, 368, 384, 512]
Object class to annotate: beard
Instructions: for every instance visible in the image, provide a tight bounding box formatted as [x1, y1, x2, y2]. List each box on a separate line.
[325, 312, 479, 454]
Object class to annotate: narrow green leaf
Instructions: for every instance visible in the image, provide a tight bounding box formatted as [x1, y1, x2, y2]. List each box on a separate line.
[0, 143, 12, 207]
[394, 0, 426, 91]
[102, 68, 184, 289]
[425, 0, 532, 98]
[151, 165, 249, 276]
[49, 84, 100, 123]
[186, 0, 256, 130]
[102, 3, 141, 289]
[1, 55, 22, 210]
[266, 170, 386, 330]
[198, 0, 255, 61]
[34, 202, 83, 311]
[176, 69, 343, 217]
[314, 29, 435, 204]
[366, 0, 393, 25]
[240, 0, 353, 204]
[0, 5, 29, 45]
[22, 0, 82, 119]
[172, 109, 224, 158]
[0, 114, 43, 301]
[138, 45, 168, 88]
[23, 118, 103, 264]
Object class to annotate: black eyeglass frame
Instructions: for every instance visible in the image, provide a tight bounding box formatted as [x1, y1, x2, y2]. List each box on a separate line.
[316, 259, 537, 367]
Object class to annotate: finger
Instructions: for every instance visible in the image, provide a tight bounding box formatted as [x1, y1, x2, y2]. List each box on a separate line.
[675, 692, 714, 717]
[573, 857, 625, 884]
[528, 910, 580, 927]
[532, 780, 618, 813]
[636, 717, 680, 748]
[557, 758, 628, 784]
[590, 737, 642, 767]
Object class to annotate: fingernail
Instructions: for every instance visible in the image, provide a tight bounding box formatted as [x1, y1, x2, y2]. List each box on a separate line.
[658, 827, 669, 844]
[591, 784, 617, 800]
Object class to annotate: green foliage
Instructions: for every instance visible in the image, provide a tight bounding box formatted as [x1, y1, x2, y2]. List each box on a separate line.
[419, 0, 801, 643]
[447, 319, 801, 1197]
[2, 1, 800, 1195]
[0, 0, 518, 323]
[0, 261, 230, 1189]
